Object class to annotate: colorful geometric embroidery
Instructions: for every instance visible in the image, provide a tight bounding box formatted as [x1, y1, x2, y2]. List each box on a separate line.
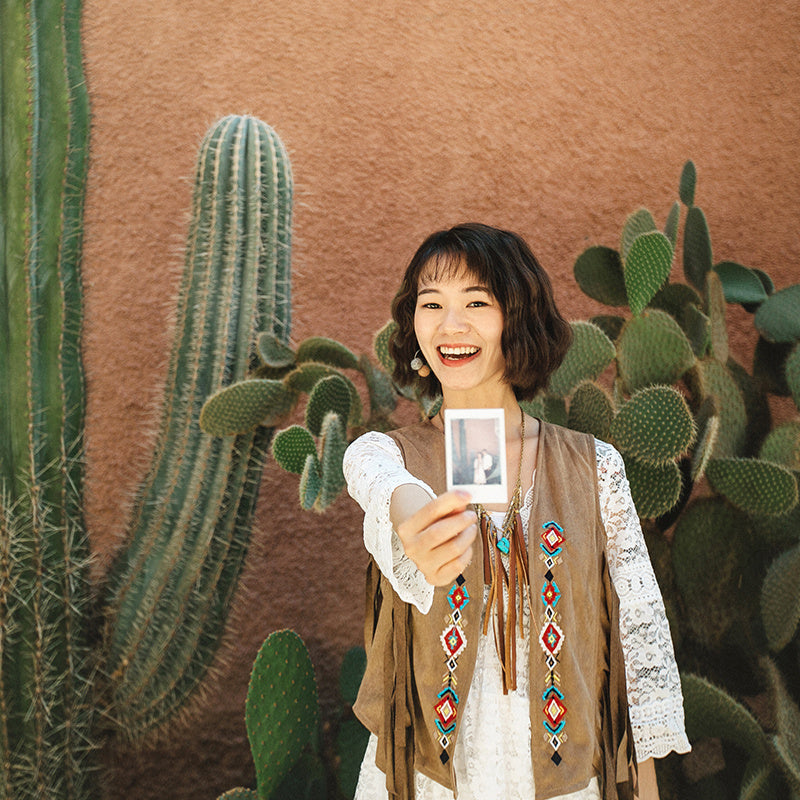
[539, 520, 567, 765]
[435, 573, 469, 763]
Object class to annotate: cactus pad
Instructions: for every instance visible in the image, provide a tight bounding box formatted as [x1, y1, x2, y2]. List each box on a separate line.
[754, 285, 800, 344]
[339, 647, 367, 706]
[621, 208, 657, 262]
[680, 672, 768, 758]
[573, 246, 628, 307]
[616, 310, 696, 393]
[610, 385, 695, 464]
[705, 457, 798, 516]
[374, 320, 397, 374]
[706, 270, 729, 364]
[714, 262, 769, 306]
[245, 630, 319, 800]
[682, 303, 711, 358]
[300, 454, 322, 510]
[683, 206, 713, 290]
[689, 359, 747, 458]
[588, 314, 625, 342]
[200, 380, 297, 436]
[649, 281, 702, 320]
[286, 363, 340, 394]
[787, 343, 800, 409]
[315, 412, 348, 510]
[679, 161, 697, 207]
[358, 354, 397, 419]
[567, 381, 614, 440]
[218, 790, 258, 800]
[672, 498, 751, 647]
[664, 201, 680, 248]
[272, 426, 318, 475]
[257, 333, 296, 369]
[547, 321, 615, 397]
[761, 542, 800, 652]
[623, 456, 682, 519]
[691, 397, 719, 481]
[305, 374, 354, 437]
[296, 336, 359, 370]
[759, 421, 800, 471]
[623, 232, 674, 316]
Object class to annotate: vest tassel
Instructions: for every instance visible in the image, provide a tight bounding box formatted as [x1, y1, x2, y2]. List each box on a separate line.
[480, 511, 531, 695]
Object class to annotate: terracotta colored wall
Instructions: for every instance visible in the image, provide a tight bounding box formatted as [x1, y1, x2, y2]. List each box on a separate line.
[81, 1, 799, 796]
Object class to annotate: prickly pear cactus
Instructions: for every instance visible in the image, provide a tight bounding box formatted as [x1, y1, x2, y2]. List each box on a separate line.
[244, 631, 319, 799]
[201, 334, 400, 511]
[557, 161, 800, 799]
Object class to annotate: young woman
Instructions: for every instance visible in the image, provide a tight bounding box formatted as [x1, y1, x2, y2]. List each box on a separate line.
[343, 223, 690, 800]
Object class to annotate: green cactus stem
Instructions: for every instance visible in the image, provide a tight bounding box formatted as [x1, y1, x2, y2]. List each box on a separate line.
[714, 261, 769, 306]
[200, 380, 298, 436]
[609, 385, 696, 465]
[761, 543, 800, 652]
[623, 231, 674, 316]
[0, 0, 93, 795]
[705, 457, 798, 516]
[705, 270, 729, 364]
[622, 457, 682, 520]
[272, 426, 319, 475]
[679, 161, 697, 206]
[664, 202, 680, 248]
[296, 336, 360, 370]
[683, 206, 713, 291]
[688, 359, 747, 458]
[573, 246, 627, 307]
[547, 321, 615, 398]
[616, 310, 696, 393]
[672, 499, 751, 647]
[103, 115, 293, 742]
[621, 208, 657, 262]
[305, 375, 354, 435]
[759, 420, 800, 471]
[754, 285, 800, 344]
[245, 631, 319, 800]
[567, 381, 614, 440]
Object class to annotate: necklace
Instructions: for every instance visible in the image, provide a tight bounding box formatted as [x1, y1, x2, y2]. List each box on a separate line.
[474, 407, 531, 694]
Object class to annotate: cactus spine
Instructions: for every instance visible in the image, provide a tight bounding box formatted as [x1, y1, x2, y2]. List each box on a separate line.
[103, 116, 293, 739]
[0, 0, 93, 795]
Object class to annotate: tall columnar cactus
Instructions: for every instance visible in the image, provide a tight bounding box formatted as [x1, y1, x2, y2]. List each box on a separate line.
[102, 114, 293, 739]
[1, 5, 293, 786]
[0, 0, 92, 795]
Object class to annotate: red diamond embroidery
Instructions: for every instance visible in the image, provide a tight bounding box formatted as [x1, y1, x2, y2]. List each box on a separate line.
[441, 624, 466, 658]
[539, 621, 564, 656]
[543, 695, 567, 727]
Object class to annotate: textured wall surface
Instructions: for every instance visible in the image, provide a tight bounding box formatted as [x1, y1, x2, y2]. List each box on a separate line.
[81, 0, 799, 796]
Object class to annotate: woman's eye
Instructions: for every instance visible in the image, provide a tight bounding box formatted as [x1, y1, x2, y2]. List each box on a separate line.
[420, 301, 441, 309]
[468, 300, 489, 307]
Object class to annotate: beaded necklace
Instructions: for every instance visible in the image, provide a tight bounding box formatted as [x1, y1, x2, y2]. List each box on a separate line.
[474, 408, 532, 694]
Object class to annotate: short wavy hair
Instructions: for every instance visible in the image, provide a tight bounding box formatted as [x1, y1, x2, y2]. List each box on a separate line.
[390, 223, 572, 401]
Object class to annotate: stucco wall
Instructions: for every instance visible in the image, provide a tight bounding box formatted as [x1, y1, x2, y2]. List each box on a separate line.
[81, 1, 799, 796]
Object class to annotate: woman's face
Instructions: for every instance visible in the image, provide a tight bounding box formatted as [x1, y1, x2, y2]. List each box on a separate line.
[413, 262, 507, 403]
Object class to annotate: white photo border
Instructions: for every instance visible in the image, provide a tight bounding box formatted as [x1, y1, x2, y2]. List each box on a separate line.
[443, 408, 508, 505]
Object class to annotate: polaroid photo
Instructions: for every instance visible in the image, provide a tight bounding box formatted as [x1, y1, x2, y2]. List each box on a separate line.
[443, 408, 508, 505]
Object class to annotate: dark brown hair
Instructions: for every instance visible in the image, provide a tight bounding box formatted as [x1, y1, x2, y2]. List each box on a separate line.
[390, 223, 572, 401]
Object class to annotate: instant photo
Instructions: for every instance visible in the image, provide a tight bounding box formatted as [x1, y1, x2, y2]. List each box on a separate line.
[443, 408, 508, 504]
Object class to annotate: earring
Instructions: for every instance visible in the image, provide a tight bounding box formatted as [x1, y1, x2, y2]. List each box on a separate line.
[410, 350, 430, 378]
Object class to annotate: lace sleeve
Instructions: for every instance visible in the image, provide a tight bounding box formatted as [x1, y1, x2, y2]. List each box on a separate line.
[343, 431, 436, 613]
[596, 440, 691, 761]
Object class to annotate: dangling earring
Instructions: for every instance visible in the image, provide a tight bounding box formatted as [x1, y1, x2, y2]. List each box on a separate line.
[410, 350, 431, 378]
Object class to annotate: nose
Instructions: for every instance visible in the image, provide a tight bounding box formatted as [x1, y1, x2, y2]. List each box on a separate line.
[441, 306, 469, 333]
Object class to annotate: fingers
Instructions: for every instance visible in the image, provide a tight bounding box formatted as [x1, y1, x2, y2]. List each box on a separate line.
[396, 491, 480, 587]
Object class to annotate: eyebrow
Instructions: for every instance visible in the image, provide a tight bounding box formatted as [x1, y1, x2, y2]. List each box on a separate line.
[417, 285, 490, 296]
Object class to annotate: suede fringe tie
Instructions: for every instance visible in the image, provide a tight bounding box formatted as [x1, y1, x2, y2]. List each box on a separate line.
[475, 409, 531, 694]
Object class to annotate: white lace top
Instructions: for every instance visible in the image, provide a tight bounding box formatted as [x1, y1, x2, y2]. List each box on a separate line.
[343, 430, 690, 800]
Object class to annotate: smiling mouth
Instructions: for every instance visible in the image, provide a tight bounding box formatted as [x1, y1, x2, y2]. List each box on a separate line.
[437, 345, 480, 362]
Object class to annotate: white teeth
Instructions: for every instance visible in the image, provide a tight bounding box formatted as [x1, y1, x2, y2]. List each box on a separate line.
[439, 346, 479, 356]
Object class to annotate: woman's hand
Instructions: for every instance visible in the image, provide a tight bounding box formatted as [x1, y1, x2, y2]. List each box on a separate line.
[390, 485, 478, 587]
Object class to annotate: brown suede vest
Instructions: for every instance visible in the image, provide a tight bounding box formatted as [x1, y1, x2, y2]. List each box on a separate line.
[353, 419, 636, 800]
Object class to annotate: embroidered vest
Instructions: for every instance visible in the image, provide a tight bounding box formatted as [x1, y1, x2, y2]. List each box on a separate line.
[353, 419, 636, 800]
